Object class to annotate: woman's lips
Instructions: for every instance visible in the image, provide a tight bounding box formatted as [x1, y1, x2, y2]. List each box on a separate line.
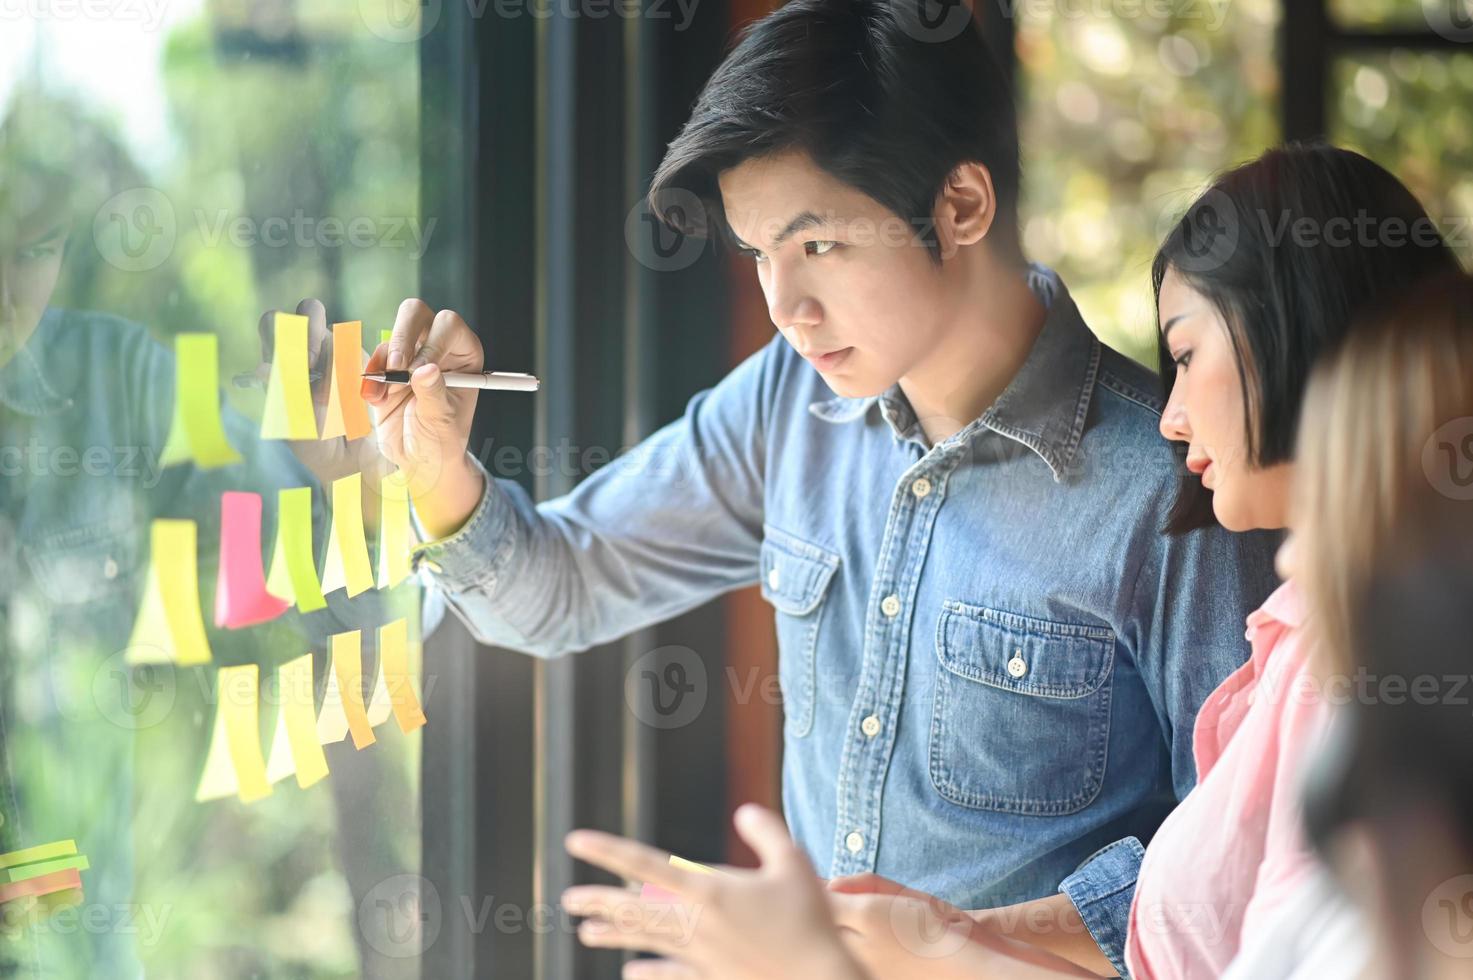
[806, 347, 853, 371]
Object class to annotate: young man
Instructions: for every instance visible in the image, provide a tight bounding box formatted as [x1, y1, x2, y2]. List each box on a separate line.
[365, 1, 1280, 974]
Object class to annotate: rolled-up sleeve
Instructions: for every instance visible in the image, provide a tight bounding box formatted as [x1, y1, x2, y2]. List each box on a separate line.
[1058, 836, 1144, 978]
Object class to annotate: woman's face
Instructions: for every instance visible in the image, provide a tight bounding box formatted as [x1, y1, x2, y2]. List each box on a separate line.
[0, 205, 69, 368]
[1157, 266, 1295, 532]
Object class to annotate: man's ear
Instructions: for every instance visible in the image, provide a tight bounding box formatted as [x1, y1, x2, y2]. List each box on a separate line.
[933, 161, 997, 261]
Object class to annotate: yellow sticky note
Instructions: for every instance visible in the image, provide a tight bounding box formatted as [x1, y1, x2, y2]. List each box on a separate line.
[321, 473, 374, 597]
[126, 520, 212, 666]
[161, 333, 243, 469]
[376, 470, 414, 589]
[266, 487, 327, 612]
[0, 841, 77, 870]
[265, 654, 330, 789]
[329, 631, 376, 749]
[316, 657, 350, 746]
[196, 665, 272, 804]
[260, 312, 319, 440]
[669, 855, 719, 876]
[321, 321, 373, 441]
[378, 618, 426, 733]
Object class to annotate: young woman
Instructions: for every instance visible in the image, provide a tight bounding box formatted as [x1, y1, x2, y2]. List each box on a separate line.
[558, 142, 1464, 980]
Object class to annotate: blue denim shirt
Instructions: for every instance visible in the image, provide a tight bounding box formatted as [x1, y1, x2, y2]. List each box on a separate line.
[416, 266, 1282, 976]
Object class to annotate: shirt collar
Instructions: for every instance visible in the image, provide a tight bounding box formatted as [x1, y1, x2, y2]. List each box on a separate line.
[0, 309, 80, 418]
[807, 264, 1101, 482]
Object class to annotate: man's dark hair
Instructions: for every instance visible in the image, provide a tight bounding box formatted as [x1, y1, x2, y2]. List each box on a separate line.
[648, 0, 1022, 264]
[1152, 142, 1461, 534]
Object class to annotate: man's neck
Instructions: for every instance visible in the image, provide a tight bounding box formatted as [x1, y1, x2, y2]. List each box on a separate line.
[899, 261, 1048, 446]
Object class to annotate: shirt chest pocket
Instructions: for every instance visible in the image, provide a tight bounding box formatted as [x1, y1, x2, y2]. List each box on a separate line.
[758, 526, 840, 739]
[929, 600, 1115, 816]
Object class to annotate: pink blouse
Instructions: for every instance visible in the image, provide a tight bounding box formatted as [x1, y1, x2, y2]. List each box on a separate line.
[1124, 579, 1333, 979]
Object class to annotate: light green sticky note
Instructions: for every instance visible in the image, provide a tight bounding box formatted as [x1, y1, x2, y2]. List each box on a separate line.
[380, 328, 393, 347]
[161, 333, 243, 468]
[0, 840, 77, 870]
[1, 854, 90, 885]
[266, 487, 327, 613]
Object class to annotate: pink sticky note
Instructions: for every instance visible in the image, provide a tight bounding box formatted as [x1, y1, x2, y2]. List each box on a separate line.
[639, 882, 681, 903]
[216, 492, 291, 629]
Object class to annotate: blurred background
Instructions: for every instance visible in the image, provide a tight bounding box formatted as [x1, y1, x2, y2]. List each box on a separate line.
[0, 0, 1469, 977]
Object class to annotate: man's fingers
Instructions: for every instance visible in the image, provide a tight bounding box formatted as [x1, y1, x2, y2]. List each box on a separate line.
[826, 873, 907, 897]
[410, 307, 484, 372]
[361, 343, 413, 416]
[623, 959, 702, 980]
[732, 804, 804, 873]
[576, 918, 682, 958]
[561, 886, 693, 938]
[387, 297, 436, 371]
[565, 831, 702, 898]
[408, 363, 453, 427]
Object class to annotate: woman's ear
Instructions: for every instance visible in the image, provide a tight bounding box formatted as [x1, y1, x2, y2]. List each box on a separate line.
[933, 161, 997, 260]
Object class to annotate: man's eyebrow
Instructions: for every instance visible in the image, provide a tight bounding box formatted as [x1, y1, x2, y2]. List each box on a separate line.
[732, 210, 834, 252]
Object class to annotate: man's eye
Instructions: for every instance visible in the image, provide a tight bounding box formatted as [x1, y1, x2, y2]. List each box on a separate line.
[804, 240, 838, 256]
[17, 242, 62, 262]
[738, 246, 767, 264]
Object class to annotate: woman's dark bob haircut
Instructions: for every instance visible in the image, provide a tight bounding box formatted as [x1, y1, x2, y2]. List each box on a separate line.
[647, 0, 1022, 264]
[1153, 142, 1461, 534]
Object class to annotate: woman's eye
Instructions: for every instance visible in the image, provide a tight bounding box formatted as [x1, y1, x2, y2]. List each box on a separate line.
[17, 243, 61, 262]
[1172, 350, 1192, 370]
[739, 246, 767, 264]
[804, 240, 838, 256]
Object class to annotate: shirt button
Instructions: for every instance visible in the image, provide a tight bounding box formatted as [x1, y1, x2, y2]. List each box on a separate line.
[767, 567, 781, 591]
[845, 831, 864, 854]
[860, 715, 881, 738]
[102, 557, 119, 580]
[1007, 653, 1028, 678]
[881, 595, 901, 617]
[911, 477, 932, 498]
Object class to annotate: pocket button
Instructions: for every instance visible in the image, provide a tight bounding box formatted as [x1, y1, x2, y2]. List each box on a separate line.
[1007, 653, 1028, 678]
[767, 567, 781, 591]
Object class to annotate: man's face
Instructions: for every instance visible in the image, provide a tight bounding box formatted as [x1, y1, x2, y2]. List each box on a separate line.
[0, 204, 68, 368]
[718, 150, 956, 398]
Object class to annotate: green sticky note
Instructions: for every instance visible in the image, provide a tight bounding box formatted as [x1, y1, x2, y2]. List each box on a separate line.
[380, 328, 393, 347]
[161, 334, 243, 468]
[2, 854, 90, 884]
[266, 487, 327, 613]
[0, 840, 77, 870]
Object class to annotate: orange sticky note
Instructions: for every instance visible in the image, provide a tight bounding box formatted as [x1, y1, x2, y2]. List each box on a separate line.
[216, 492, 291, 629]
[260, 312, 318, 440]
[264, 654, 330, 789]
[328, 631, 375, 750]
[161, 333, 243, 469]
[376, 470, 414, 589]
[321, 320, 373, 441]
[266, 487, 327, 612]
[196, 664, 272, 804]
[126, 520, 212, 666]
[321, 473, 373, 597]
[0, 867, 82, 905]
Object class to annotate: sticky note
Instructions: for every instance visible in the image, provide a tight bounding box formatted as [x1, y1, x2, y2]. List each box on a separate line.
[321, 473, 374, 597]
[216, 492, 291, 629]
[161, 333, 243, 469]
[1, 855, 89, 885]
[264, 654, 331, 789]
[668, 855, 719, 876]
[380, 328, 393, 346]
[640, 856, 721, 903]
[260, 312, 319, 440]
[376, 471, 414, 589]
[0, 841, 77, 870]
[320, 320, 373, 441]
[265, 487, 327, 613]
[329, 631, 375, 749]
[378, 618, 426, 733]
[316, 656, 350, 745]
[126, 520, 212, 666]
[0, 868, 82, 904]
[196, 665, 273, 804]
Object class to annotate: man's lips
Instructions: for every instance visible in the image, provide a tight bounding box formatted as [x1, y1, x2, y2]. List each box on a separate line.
[802, 347, 853, 370]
